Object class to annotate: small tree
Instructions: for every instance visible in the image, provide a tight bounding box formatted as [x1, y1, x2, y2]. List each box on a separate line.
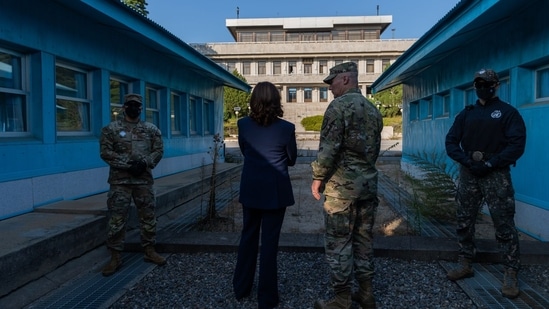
[206, 133, 223, 220]
[122, 0, 149, 16]
[224, 70, 251, 121]
[372, 84, 403, 118]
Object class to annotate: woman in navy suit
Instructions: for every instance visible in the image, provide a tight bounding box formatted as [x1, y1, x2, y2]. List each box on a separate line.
[233, 81, 297, 309]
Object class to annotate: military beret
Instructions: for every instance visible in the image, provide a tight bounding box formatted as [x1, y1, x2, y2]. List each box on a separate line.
[323, 62, 358, 84]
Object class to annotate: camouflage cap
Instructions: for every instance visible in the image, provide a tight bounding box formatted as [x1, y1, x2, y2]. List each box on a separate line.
[124, 93, 142, 105]
[323, 62, 358, 84]
[474, 69, 499, 83]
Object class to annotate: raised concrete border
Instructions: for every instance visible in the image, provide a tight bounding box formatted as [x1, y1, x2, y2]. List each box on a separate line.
[0, 163, 242, 299]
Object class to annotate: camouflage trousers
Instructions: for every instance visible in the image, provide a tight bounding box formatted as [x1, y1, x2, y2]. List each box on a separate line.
[106, 184, 157, 251]
[456, 166, 520, 270]
[323, 195, 378, 292]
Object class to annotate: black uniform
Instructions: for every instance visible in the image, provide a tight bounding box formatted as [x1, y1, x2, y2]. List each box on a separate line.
[445, 96, 526, 270]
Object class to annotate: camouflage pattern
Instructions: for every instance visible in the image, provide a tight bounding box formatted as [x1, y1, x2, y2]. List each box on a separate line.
[455, 166, 520, 270]
[312, 87, 382, 291]
[311, 88, 383, 201]
[100, 118, 163, 250]
[100, 119, 163, 185]
[124, 93, 143, 104]
[106, 184, 157, 251]
[323, 196, 378, 291]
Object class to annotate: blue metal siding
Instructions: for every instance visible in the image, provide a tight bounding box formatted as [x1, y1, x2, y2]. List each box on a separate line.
[0, 0, 249, 219]
[372, 0, 549, 238]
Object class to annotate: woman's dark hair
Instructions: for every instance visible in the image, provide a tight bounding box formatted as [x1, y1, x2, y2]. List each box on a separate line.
[249, 82, 283, 126]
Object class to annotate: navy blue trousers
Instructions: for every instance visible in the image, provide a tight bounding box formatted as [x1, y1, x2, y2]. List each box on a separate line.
[233, 206, 286, 309]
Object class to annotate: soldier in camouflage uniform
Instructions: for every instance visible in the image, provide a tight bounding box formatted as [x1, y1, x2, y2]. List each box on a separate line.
[99, 93, 166, 276]
[445, 69, 526, 298]
[311, 62, 383, 309]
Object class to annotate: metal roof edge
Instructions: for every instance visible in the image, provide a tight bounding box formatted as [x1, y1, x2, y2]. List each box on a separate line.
[70, 0, 250, 92]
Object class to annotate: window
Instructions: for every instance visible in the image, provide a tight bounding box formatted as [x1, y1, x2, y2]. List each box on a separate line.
[288, 88, 297, 103]
[426, 99, 433, 119]
[109, 78, 129, 121]
[364, 30, 378, 40]
[256, 32, 268, 42]
[382, 59, 391, 72]
[410, 102, 419, 122]
[317, 32, 331, 41]
[319, 60, 328, 74]
[0, 49, 27, 134]
[273, 61, 281, 75]
[536, 67, 549, 100]
[258, 61, 266, 75]
[271, 31, 284, 42]
[303, 32, 315, 41]
[227, 61, 236, 73]
[145, 86, 159, 127]
[366, 59, 374, 73]
[203, 100, 213, 135]
[239, 32, 253, 42]
[319, 87, 328, 102]
[55, 63, 90, 134]
[170, 92, 182, 135]
[442, 94, 450, 117]
[304, 88, 312, 102]
[287, 33, 300, 41]
[189, 96, 198, 135]
[242, 62, 251, 75]
[334, 59, 343, 66]
[303, 58, 313, 74]
[332, 31, 345, 40]
[288, 61, 296, 74]
[348, 30, 362, 40]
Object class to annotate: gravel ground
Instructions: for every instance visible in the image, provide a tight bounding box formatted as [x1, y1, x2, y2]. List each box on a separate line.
[109, 251, 548, 309]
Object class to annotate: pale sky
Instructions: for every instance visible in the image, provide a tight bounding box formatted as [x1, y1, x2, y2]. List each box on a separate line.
[147, 0, 460, 43]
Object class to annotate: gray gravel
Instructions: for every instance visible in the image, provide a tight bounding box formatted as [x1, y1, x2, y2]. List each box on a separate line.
[108, 251, 548, 309]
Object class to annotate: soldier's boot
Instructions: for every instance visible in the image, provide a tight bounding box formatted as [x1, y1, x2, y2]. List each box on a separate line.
[352, 280, 376, 308]
[102, 249, 122, 277]
[447, 257, 474, 281]
[144, 246, 166, 266]
[314, 289, 351, 309]
[501, 268, 520, 299]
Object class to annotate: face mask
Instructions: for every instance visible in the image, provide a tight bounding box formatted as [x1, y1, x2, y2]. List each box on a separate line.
[475, 87, 495, 100]
[125, 105, 141, 119]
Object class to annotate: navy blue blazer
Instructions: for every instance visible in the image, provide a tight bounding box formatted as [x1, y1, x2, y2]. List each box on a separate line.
[237, 117, 297, 209]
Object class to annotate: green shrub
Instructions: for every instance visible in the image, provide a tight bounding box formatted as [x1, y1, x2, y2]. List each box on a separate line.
[301, 115, 323, 131]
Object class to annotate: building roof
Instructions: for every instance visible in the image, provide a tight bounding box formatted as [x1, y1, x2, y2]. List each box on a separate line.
[62, 0, 250, 92]
[226, 15, 392, 41]
[370, 0, 529, 93]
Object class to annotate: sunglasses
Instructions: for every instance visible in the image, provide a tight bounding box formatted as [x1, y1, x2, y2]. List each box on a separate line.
[474, 82, 496, 89]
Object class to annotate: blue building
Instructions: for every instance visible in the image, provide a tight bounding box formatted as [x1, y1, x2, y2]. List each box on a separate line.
[0, 0, 250, 219]
[372, 0, 549, 240]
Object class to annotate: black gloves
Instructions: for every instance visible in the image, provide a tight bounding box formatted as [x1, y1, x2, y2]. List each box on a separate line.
[127, 160, 147, 176]
[469, 161, 491, 177]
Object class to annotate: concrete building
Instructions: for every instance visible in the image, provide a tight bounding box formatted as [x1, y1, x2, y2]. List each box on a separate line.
[372, 0, 549, 240]
[195, 16, 416, 131]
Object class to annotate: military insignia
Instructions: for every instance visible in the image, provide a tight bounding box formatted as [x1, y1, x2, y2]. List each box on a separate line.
[119, 131, 126, 137]
[491, 110, 502, 118]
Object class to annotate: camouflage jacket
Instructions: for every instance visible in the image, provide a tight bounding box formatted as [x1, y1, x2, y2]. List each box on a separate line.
[100, 119, 163, 185]
[311, 88, 383, 200]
